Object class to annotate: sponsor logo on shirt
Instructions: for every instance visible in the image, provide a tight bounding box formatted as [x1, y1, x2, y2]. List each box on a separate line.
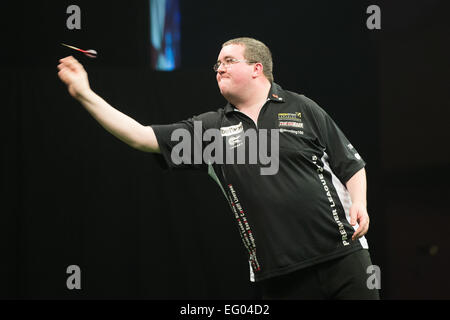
[312, 155, 350, 247]
[347, 144, 362, 160]
[278, 112, 302, 122]
[171, 121, 280, 175]
[272, 93, 283, 101]
[279, 121, 303, 128]
[220, 122, 244, 137]
[278, 113, 304, 135]
[228, 135, 243, 149]
[227, 184, 261, 274]
[279, 128, 304, 135]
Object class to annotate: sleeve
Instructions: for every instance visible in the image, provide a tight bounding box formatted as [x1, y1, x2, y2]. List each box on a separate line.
[150, 111, 219, 171]
[303, 96, 366, 185]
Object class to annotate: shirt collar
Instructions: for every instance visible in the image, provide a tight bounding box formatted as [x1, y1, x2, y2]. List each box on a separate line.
[224, 82, 286, 114]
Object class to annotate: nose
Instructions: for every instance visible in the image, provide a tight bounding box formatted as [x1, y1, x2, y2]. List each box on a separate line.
[217, 62, 227, 73]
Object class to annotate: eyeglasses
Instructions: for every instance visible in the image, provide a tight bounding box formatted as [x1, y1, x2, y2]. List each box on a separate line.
[213, 58, 256, 72]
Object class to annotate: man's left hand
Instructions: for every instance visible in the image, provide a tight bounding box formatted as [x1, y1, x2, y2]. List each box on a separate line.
[349, 203, 370, 241]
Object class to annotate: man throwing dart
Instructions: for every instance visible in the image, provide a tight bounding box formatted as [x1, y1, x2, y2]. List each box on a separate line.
[57, 37, 379, 300]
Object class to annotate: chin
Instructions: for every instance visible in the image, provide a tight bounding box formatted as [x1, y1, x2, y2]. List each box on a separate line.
[218, 82, 229, 94]
[220, 87, 233, 98]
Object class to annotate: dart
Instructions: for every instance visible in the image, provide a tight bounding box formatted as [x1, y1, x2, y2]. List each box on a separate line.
[61, 43, 98, 58]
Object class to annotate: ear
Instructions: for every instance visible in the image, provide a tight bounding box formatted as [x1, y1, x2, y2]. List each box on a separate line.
[252, 62, 264, 78]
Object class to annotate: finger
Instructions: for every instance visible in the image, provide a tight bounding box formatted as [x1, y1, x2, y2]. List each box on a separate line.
[60, 56, 82, 72]
[361, 218, 370, 236]
[353, 226, 368, 241]
[57, 71, 67, 83]
[352, 220, 363, 240]
[63, 58, 79, 71]
[58, 69, 73, 83]
[352, 217, 369, 240]
[57, 69, 69, 81]
[352, 228, 362, 241]
[61, 55, 75, 61]
[70, 60, 85, 73]
[59, 56, 74, 63]
[57, 64, 72, 76]
[353, 228, 361, 240]
[58, 60, 72, 71]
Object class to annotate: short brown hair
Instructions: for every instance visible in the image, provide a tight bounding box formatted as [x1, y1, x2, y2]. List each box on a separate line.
[222, 37, 274, 82]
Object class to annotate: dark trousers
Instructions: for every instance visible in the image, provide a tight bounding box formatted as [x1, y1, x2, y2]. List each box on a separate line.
[259, 249, 380, 300]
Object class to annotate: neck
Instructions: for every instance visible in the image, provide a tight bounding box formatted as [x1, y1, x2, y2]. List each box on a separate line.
[231, 80, 271, 111]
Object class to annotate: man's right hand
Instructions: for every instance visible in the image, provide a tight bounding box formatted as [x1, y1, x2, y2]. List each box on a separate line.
[57, 56, 91, 99]
[56, 56, 160, 153]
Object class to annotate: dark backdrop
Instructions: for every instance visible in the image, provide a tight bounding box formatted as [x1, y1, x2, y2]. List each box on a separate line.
[1, 0, 449, 299]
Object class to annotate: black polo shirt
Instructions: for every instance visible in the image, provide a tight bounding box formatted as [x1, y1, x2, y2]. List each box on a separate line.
[151, 82, 368, 282]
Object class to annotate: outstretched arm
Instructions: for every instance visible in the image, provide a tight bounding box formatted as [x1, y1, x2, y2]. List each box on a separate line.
[57, 56, 159, 153]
